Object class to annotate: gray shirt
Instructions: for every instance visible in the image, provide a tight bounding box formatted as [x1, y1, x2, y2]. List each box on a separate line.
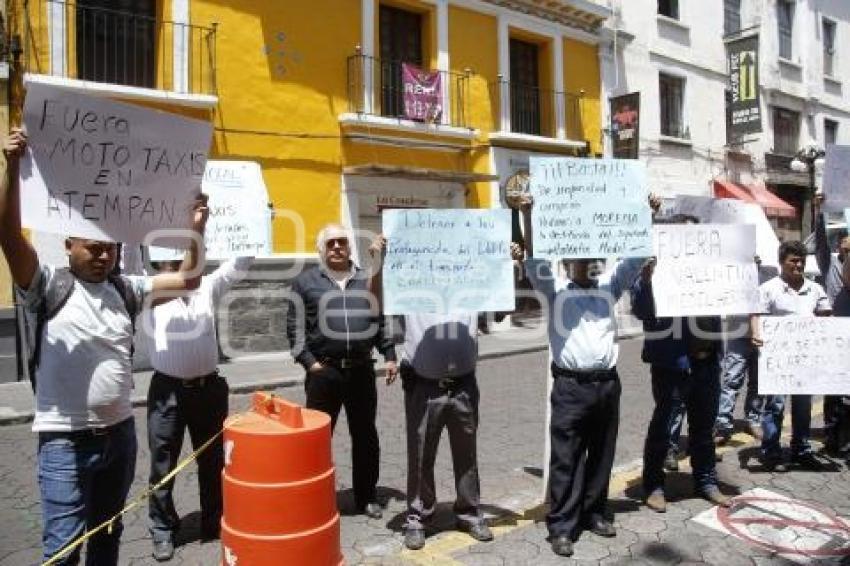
[402, 314, 478, 379]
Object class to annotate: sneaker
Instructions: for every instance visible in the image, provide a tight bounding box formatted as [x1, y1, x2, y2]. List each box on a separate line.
[152, 539, 174, 562]
[663, 450, 679, 472]
[699, 486, 731, 508]
[645, 490, 667, 513]
[404, 528, 426, 550]
[791, 452, 827, 471]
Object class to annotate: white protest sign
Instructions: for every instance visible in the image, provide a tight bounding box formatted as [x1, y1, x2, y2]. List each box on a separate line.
[670, 195, 780, 268]
[529, 157, 652, 260]
[382, 209, 514, 314]
[20, 83, 212, 243]
[149, 161, 272, 260]
[652, 223, 760, 317]
[758, 316, 850, 395]
[822, 145, 850, 213]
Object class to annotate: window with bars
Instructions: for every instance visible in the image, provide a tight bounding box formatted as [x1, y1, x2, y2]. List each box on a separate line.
[509, 38, 542, 136]
[378, 4, 423, 119]
[658, 0, 679, 20]
[724, 0, 741, 35]
[825, 119, 838, 148]
[659, 73, 685, 138]
[777, 0, 794, 60]
[76, 0, 157, 88]
[773, 107, 800, 155]
[823, 18, 836, 77]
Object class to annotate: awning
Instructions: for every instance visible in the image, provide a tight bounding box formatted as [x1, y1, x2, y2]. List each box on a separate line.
[712, 180, 797, 219]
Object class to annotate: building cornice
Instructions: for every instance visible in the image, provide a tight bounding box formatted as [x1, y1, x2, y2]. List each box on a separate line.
[478, 0, 610, 32]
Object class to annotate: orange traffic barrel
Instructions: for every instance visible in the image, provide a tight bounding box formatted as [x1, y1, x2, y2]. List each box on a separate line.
[221, 392, 343, 566]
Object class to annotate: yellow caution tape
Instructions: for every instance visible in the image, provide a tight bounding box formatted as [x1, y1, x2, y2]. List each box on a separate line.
[43, 414, 244, 566]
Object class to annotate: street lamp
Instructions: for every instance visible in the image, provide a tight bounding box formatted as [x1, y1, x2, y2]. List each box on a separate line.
[790, 142, 826, 234]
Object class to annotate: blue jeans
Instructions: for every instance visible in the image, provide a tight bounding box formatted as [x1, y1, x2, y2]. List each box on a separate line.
[643, 360, 721, 495]
[761, 395, 812, 458]
[38, 418, 137, 565]
[715, 339, 763, 434]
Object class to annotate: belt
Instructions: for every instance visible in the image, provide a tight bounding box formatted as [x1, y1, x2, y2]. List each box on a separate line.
[400, 362, 473, 390]
[40, 418, 129, 442]
[551, 363, 617, 383]
[321, 356, 374, 369]
[155, 370, 218, 388]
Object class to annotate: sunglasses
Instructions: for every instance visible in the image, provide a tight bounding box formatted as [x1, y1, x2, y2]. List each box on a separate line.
[325, 238, 349, 249]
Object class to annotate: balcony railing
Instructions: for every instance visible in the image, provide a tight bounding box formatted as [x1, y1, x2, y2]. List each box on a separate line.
[491, 79, 583, 139]
[347, 52, 470, 129]
[24, 0, 217, 96]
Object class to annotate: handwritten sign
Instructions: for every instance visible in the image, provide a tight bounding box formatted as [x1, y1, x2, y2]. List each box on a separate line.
[669, 195, 780, 268]
[382, 209, 514, 314]
[20, 82, 212, 243]
[529, 157, 652, 259]
[652, 223, 759, 317]
[758, 316, 850, 394]
[823, 145, 850, 213]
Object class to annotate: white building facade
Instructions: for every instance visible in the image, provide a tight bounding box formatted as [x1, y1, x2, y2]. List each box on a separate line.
[598, 0, 850, 240]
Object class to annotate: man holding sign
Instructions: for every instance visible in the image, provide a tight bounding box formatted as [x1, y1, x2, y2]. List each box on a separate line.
[751, 241, 832, 471]
[515, 190, 659, 557]
[1, 128, 209, 566]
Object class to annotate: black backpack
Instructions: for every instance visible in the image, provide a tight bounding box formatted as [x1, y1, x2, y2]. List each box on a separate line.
[27, 268, 138, 392]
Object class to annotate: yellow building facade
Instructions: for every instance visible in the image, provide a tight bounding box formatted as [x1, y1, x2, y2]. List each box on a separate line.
[7, 0, 609, 266]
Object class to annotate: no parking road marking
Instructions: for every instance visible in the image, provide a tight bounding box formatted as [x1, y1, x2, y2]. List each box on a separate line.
[693, 488, 850, 563]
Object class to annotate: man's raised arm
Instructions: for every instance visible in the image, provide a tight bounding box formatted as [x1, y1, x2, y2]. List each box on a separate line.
[150, 193, 209, 300]
[0, 128, 38, 290]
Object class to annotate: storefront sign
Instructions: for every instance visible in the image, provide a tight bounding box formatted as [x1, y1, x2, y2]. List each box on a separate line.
[652, 223, 760, 317]
[20, 82, 212, 244]
[727, 34, 762, 137]
[382, 209, 514, 314]
[529, 157, 652, 259]
[610, 93, 640, 159]
[402, 63, 442, 122]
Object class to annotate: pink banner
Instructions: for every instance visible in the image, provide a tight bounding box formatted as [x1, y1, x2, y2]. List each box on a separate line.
[402, 63, 443, 122]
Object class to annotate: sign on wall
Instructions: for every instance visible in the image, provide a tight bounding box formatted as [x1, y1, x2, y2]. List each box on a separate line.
[20, 82, 212, 244]
[382, 209, 514, 314]
[758, 316, 850, 395]
[529, 157, 652, 260]
[610, 92, 640, 159]
[402, 63, 442, 122]
[822, 145, 850, 213]
[726, 34, 762, 138]
[652, 223, 760, 317]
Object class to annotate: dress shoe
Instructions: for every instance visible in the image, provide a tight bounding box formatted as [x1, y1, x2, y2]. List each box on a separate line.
[152, 539, 175, 562]
[200, 522, 220, 542]
[362, 502, 383, 519]
[762, 454, 789, 472]
[663, 450, 679, 471]
[404, 528, 426, 550]
[699, 486, 731, 508]
[585, 515, 616, 537]
[457, 521, 494, 542]
[550, 534, 574, 557]
[645, 490, 667, 513]
[791, 452, 826, 471]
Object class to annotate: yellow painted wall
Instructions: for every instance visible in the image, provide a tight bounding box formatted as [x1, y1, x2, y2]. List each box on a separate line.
[563, 37, 602, 155]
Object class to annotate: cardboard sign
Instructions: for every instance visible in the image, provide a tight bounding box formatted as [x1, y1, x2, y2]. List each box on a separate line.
[669, 195, 780, 268]
[758, 316, 850, 394]
[823, 145, 850, 213]
[652, 223, 760, 317]
[529, 157, 652, 260]
[148, 161, 272, 260]
[382, 209, 514, 314]
[20, 83, 212, 243]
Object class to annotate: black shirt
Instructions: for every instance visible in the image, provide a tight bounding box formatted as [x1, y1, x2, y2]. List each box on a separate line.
[285, 264, 396, 370]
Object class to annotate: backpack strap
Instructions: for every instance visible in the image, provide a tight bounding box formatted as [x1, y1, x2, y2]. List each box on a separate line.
[28, 268, 76, 391]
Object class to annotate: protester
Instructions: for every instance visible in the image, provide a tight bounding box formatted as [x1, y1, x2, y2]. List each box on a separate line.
[814, 195, 850, 456]
[751, 241, 832, 471]
[142, 255, 253, 561]
[368, 235, 493, 550]
[631, 214, 730, 513]
[285, 224, 398, 519]
[713, 258, 776, 445]
[514, 193, 659, 557]
[0, 128, 209, 565]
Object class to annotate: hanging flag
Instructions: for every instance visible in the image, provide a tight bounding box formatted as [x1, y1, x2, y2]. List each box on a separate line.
[727, 34, 762, 138]
[610, 92, 640, 159]
[402, 63, 443, 123]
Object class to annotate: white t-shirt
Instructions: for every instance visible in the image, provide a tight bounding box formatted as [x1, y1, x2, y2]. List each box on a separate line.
[140, 257, 251, 378]
[758, 275, 831, 316]
[20, 265, 151, 431]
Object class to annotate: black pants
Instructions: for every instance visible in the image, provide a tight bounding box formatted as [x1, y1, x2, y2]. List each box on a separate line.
[305, 363, 379, 509]
[147, 372, 228, 542]
[547, 368, 620, 540]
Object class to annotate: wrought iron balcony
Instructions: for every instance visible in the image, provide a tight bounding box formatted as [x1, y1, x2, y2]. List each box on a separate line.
[347, 51, 471, 129]
[23, 0, 217, 96]
[491, 79, 583, 139]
